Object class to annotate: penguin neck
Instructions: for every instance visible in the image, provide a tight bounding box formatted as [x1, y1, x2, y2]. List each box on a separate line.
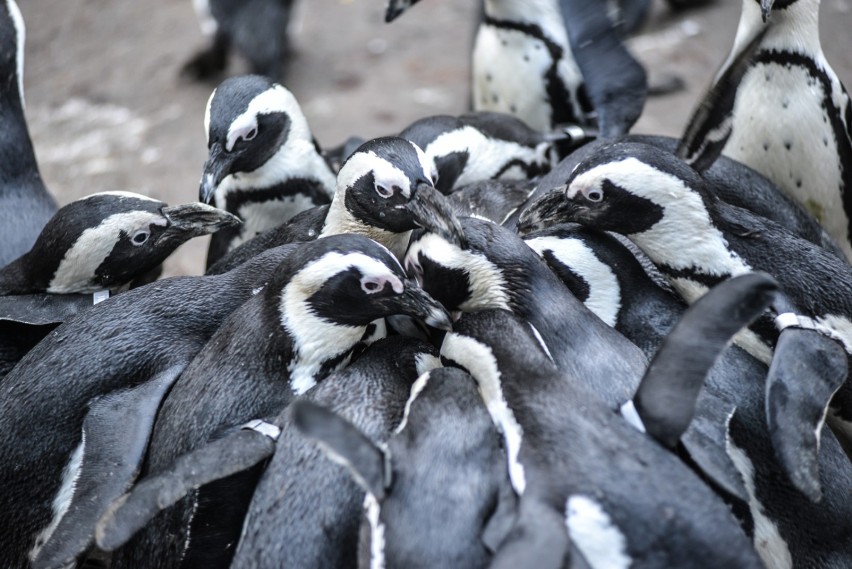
[276, 283, 370, 397]
[625, 183, 752, 298]
[0, 254, 35, 294]
[735, 0, 821, 57]
[320, 190, 411, 261]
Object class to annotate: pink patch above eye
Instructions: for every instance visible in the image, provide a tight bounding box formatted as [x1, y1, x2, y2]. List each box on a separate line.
[361, 275, 404, 294]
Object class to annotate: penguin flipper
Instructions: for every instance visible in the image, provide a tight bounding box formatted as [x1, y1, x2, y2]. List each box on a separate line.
[559, 0, 647, 137]
[31, 364, 186, 569]
[293, 400, 390, 499]
[676, 27, 768, 173]
[94, 422, 277, 552]
[634, 272, 778, 448]
[0, 292, 94, 325]
[489, 498, 571, 569]
[680, 394, 748, 502]
[766, 327, 848, 502]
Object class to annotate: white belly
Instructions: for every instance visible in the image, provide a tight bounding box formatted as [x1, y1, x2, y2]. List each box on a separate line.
[231, 193, 318, 250]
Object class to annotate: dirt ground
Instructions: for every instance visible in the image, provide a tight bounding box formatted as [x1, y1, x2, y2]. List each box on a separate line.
[16, 0, 852, 277]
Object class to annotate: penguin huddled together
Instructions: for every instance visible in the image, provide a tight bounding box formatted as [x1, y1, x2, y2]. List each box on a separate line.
[3, 0, 852, 568]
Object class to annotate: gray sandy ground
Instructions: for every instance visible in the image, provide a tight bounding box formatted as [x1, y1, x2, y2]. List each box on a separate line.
[17, 0, 852, 277]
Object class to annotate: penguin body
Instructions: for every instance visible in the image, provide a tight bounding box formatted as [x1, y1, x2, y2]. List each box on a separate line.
[441, 309, 763, 569]
[230, 337, 440, 568]
[184, 0, 296, 81]
[295, 366, 516, 569]
[109, 235, 449, 568]
[447, 178, 536, 225]
[0, 0, 57, 267]
[692, 0, 852, 260]
[0, 244, 303, 569]
[405, 216, 647, 407]
[523, 224, 852, 568]
[0, 192, 238, 295]
[206, 136, 460, 273]
[200, 76, 336, 267]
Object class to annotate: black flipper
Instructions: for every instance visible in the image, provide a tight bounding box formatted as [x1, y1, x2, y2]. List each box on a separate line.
[481, 462, 519, 554]
[489, 498, 570, 569]
[766, 326, 848, 502]
[32, 364, 187, 569]
[680, 392, 748, 502]
[292, 400, 390, 499]
[95, 422, 278, 552]
[0, 293, 94, 325]
[634, 272, 778, 448]
[676, 27, 769, 173]
[559, 0, 647, 137]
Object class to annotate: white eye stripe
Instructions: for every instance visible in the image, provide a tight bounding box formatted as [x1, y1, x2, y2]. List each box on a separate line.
[338, 151, 412, 198]
[224, 85, 302, 150]
[204, 88, 216, 144]
[226, 120, 258, 152]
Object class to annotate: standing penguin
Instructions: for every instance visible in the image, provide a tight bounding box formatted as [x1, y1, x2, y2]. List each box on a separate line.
[183, 0, 296, 81]
[206, 136, 462, 273]
[199, 75, 336, 267]
[680, 0, 852, 260]
[101, 236, 449, 569]
[0, 0, 57, 267]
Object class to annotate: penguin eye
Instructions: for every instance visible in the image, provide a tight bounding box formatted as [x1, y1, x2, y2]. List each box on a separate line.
[361, 277, 386, 294]
[586, 188, 603, 203]
[375, 184, 394, 199]
[241, 128, 257, 142]
[131, 229, 151, 246]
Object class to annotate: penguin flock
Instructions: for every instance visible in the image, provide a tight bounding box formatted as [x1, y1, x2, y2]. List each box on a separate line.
[2, 0, 852, 568]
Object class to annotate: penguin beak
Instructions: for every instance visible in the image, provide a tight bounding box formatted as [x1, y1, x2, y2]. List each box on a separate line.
[516, 188, 577, 235]
[406, 183, 467, 249]
[199, 142, 234, 204]
[388, 281, 453, 331]
[385, 0, 421, 22]
[760, 0, 774, 22]
[162, 202, 242, 235]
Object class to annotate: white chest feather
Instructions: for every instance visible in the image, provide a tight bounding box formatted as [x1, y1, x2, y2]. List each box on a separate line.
[228, 192, 320, 251]
[565, 495, 632, 569]
[525, 236, 622, 327]
[424, 126, 550, 189]
[364, 493, 387, 569]
[440, 333, 526, 494]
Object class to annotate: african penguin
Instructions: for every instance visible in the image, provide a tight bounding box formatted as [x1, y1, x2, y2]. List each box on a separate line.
[0, 191, 239, 295]
[108, 235, 450, 568]
[518, 140, 852, 449]
[405, 216, 647, 407]
[199, 75, 336, 267]
[229, 336, 441, 569]
[447, 178, 537, 226]
[183, 0, 296, 81]
[441, 309, 763, 569]
[398, 111, 591, 194]
[206, 136, 461, 273]
[0, 0, 58, 268]
[295, 366, 516, 569]
[682, 0, 852, 260]
[0, 243, 304, 569]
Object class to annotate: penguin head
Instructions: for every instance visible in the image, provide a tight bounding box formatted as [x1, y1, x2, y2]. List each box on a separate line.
[0, 0, 25, 106]
[5, 192, 239, 294]
[270, 233, 452, 333]
[517, 142, 709, 237]
[330, 137, 465, 244]
[405, 217, 520, 316]
[199, 76, 321, 205]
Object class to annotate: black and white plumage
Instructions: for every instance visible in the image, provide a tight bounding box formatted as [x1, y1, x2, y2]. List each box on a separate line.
[295, 366, 515, 569]
[398, 111, 591, 194]
[0, 245, 301, 569]
[107, 235, 450, 568]
[441, 309, 763, 569]
[206, 136, 462, 273]
[0, 0, 57, 268]
[518, 140, 852, 448]
[183, 0, 296, 81]
[681, 0, 852, 260]
[405, 216, 647, 406]
[0, 192, 238, 295]
[199, 75, 336, 266]
[229, 336, 440, 568]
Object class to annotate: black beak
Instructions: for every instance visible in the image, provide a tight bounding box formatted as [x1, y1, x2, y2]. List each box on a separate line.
[406, 183, 467, 248]
[760, 0, 774, 22]
[162, 202, 241, 236]
[199, 142, 234, 204]
[516, 188, 578, 236]
[386, 280, 452, 331]
[385, 0, 421, 22]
